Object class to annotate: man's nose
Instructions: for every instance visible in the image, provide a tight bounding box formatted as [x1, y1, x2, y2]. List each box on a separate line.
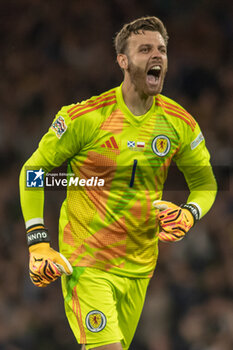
[151, 48, 162, 58]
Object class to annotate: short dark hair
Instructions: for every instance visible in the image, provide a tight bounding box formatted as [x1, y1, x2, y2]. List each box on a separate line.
[114, 16, 169, 54]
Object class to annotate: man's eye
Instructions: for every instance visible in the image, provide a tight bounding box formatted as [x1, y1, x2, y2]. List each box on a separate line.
[160, 48, 167, 54]
[140, 48, 149, 53]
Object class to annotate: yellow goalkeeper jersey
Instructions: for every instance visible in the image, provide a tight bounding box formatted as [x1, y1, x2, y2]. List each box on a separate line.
[20, 85, 217, 278]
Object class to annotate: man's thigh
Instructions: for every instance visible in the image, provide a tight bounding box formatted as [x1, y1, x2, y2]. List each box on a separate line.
[115, 277, 150, 349]
[62, 267, 123, 348]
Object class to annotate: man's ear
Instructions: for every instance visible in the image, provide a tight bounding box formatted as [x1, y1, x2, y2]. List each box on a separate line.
[117, 54, 128, 70]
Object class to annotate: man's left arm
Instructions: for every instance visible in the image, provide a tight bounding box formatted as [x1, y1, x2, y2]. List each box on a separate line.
[154, 123, 217, 242]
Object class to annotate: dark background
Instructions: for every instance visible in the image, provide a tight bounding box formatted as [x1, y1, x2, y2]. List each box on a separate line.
[0, 0, 232, 349]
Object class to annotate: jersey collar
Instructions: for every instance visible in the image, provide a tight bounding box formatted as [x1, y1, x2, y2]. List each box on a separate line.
[116, 84, 156, 127]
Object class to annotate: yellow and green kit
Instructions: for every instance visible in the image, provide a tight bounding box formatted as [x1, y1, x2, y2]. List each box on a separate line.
[20, 84, 217, 348]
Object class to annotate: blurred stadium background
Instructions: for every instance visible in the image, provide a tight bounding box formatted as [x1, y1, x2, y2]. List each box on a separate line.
[0, 0, 232, 349]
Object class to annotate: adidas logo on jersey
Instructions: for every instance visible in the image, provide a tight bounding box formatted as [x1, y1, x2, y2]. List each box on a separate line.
[100, 136, 119, 149]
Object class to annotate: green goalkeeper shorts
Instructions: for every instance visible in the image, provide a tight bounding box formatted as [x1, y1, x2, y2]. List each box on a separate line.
[61, 267, 150, 349]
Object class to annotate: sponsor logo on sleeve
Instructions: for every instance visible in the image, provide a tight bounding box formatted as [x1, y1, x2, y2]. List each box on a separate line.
[151, 135, 171, 156]
[51, 116, 67, 138]
[190, 132, 204, 150]
[85, 310, 107, 333]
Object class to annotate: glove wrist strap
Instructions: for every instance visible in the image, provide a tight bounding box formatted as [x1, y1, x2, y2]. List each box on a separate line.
[27, 227, 50, 247]
[180, 203, 200, 223]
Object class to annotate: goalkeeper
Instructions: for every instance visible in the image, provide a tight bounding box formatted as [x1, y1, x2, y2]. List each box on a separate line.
[19, 16, 217, 350]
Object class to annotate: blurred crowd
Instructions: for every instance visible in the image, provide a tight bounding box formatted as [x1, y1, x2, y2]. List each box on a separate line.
[0, 0, 232, 349]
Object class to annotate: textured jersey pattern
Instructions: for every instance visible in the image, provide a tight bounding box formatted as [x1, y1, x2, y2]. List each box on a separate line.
[29, 86, 213, 278]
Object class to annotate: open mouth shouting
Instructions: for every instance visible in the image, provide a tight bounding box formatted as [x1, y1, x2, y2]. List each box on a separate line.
[146, 65, 162, 86]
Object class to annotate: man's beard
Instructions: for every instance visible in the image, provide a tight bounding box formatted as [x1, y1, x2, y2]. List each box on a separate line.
[127, 58, 165, 96]
[127, 59, 145, 89]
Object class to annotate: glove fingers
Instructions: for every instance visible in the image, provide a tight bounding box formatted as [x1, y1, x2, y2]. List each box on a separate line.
[155, 201, 194, 243]
[159, 222, 186, 232]
[28, 246, 73, 287]
[30, 271, 50, 287]
[153, 200, 178, 211]
[158, 231, 185, 242]
[158, 208, 181, 221]
[29, 268, 52, 287]
[43, 248, 73, 275]
[153, 203, 169, 211]
[54, 253, 73, 275]
[45, 259, 62, 278]
[30, 270, 47, 287]
[158, 209, 191, 234]
[30, 256, 61, 278]
[29, 256, 62, 287]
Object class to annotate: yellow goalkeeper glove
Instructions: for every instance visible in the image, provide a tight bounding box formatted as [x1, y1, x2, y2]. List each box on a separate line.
[153, 201, 199, 242]
[27, 226, 73, 287]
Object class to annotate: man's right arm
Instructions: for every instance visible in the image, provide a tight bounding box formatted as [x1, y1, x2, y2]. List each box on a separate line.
[20, 103, 103, 286]
[19, 109, 79, 286]
[19, 107, 79, 226]
[19, 150, 47, 229]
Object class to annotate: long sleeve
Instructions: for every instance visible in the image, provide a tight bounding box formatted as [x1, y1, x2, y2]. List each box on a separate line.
[175, 123, 217, 218]
[19, 106, 79, 228]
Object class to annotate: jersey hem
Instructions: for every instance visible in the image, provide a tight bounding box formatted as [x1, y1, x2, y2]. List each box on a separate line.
[72, 264, 154, 279]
